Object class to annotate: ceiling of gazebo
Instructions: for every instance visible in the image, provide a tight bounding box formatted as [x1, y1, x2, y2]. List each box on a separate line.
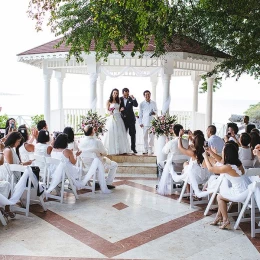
[17, 36, 229, 77]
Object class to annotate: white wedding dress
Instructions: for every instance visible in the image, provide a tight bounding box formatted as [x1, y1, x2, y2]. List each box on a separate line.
[104, 103, 131, 155]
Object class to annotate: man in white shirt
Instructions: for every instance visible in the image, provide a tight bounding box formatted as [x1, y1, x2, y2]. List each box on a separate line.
[139, 90, 157, 154]
[206, 125, 225, 154]
[158, 124, 189, 176]
[78, 126, 118, 189]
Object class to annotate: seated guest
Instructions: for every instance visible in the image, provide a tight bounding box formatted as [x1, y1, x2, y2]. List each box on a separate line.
[47, 133, 111, 194]
[18, 125, 35, 162]
[251, 128, 260, 135]
[34, 130, 53, 157]
[250, 131, 260, 150]
[225, 123, 240, 144]
[63, 127, 79, 151]
[158, 124, 189, 177]
[4, 132, 33, 166]
[37, 120, 48, 131]
[5, 118, 16, 136]
[78, 125, 117, 189]
[203, 142, 249, 229]
[206, 125, 224, 154]
[238, 133, 253, 161]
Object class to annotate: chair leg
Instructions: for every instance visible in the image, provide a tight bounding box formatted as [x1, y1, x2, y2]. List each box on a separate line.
[234, 192, 252, 230]
[60, 173, 65, 204]
[178, 178, 188, 203]
[0, 212, 7, 226]
[92, 173, 96, 194]
[190, 185, 194, 209]
[25, 179, 32, 217]
[204, 191, 217, 216]
[251, 197, 256, 238]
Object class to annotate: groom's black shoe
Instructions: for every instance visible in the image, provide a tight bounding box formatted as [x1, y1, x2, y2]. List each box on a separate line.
[132, 149, 138, 154]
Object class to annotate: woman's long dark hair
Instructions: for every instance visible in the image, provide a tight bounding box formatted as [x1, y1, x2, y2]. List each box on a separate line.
[63, 127, 74, 143]
[4, 131, 23, 161]
[18, 124, 29, 146]
[109, 88, 119, 104]
[223, 142, 242, 167]
[193, 134, 205, 165]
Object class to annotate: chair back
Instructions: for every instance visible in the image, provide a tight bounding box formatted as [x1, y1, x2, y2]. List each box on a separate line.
[241, 159, 254, 169]
[245, 168, 260, 177]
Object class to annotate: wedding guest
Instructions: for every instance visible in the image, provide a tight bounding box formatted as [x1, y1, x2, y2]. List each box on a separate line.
[18, 125, 35, 162]
[119, 88, 138, 154]
[3, 132, 33, 166]
[63, 127, 79, 151]
[104, 88, 131, 155]
[158, 124, 189, 176]
[206, 125, 224, 154]
[203, 142, 248, 229]
[250, 131, 260, 150]
[37, 120, 48, 131]
[225, 123, 240, 144]
[5, 118, 16, 136]
[34, 130, 53, 157]
[79, 125, 117, 189]
[251, 128, 260, 135]
[238, 133, 253, 160]
[139, 90, 157, 154]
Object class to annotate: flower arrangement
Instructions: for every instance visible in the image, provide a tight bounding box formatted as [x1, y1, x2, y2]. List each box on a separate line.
[149, 113, 177, 138]
[80, 110, 107, 137]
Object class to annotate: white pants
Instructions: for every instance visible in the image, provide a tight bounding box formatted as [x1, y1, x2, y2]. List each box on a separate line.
[104, 161, 118, 185]
[143, 126, 154, 152]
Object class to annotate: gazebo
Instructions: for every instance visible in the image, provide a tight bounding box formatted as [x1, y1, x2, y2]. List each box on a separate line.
[17, 35, 228, 134]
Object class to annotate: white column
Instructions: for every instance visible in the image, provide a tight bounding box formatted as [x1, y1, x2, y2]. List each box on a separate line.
[55, 71, 66, 130]
[161, 73, 171, 114]
[205, 77, 214, 129]
[43, 64, 53, 128]
[89, 73, 98, 111]
[98, 73, 106, 115]
[150, 74, 158, 103]
[191, 72, 200, 130]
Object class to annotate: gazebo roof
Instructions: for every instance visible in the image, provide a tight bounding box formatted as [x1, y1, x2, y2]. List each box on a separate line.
[17, 36, 229, 77]
[18, 35, 228, 58]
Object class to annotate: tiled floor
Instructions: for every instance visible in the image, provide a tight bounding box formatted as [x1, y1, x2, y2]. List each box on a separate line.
[0, 177, 259, 260]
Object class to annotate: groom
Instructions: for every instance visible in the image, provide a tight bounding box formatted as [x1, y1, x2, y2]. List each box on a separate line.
[119, 88, 138, 154]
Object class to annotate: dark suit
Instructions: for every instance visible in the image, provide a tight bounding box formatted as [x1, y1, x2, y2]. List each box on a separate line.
[119, 96, 138, 151]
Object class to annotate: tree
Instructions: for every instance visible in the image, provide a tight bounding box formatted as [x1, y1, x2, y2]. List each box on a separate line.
[28, 0, 260, 80]
[244, 103, 260, 122]
[31, 114, 44, 127]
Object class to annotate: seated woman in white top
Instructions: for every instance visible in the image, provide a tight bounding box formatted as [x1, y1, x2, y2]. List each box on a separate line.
[238, 133, 253, 162]
[203, 142, 248, 230]
[35, 130, 53, 157]
[18, 125, 35, 162]
[63, 127, 78, 151]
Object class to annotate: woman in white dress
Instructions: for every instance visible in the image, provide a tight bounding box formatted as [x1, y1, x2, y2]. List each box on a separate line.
[18, 125, 35, 162]
[63, 127, 79, 151]
[203, 141, 249, 229]
[104, 88, 131, 155]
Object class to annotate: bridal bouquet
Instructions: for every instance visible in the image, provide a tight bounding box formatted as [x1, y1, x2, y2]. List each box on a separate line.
[80, 110, 107, 137]
[149, 113, 177, 138]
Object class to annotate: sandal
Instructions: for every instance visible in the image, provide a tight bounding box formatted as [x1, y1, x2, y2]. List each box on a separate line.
[6, 211, 16, 219]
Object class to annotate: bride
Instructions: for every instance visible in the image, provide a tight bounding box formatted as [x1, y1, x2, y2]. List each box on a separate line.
[104, 88, 131, 155]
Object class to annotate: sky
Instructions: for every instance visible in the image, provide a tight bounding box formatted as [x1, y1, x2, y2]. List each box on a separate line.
[0, 1, 259, 125]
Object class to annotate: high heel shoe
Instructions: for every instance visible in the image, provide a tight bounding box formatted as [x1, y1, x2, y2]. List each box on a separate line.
[210, 215, 222, 226]
[219, 220, 230, 230]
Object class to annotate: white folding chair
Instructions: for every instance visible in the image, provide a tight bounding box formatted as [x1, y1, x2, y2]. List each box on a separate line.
[0, 208, 7, 226]
[241, 159, 254, 169]
[32, 154, 47, 183]
[234, 181, 260, 237]
[8, 164, 47, 217]
[45, 157, 79, 203]
[178, 175, 209, 209]
[78, 151, 98, 193]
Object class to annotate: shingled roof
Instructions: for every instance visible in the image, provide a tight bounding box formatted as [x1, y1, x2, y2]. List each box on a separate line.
[17, 35, 229, 59]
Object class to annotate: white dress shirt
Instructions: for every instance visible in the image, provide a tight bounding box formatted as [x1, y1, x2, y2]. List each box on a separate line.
[139, 100, 157, 127]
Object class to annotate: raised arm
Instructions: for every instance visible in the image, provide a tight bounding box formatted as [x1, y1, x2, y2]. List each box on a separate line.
[178, 129, 194, 157]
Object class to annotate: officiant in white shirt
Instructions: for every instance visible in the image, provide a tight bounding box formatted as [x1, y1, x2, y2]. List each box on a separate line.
[139, 90, 158, 154]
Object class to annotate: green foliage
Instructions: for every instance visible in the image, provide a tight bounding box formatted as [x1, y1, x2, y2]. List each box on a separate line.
[0, 114, 8, 128]
[31, 114, 44, 127]
[199, 75, 222, 93]
[28, 0, 260, 79]
[244, 103, 260, 121]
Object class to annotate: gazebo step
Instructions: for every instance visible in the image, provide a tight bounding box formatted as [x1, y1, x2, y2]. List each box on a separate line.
[117, 162, 157, 174]
[107, 154, 157, 164]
